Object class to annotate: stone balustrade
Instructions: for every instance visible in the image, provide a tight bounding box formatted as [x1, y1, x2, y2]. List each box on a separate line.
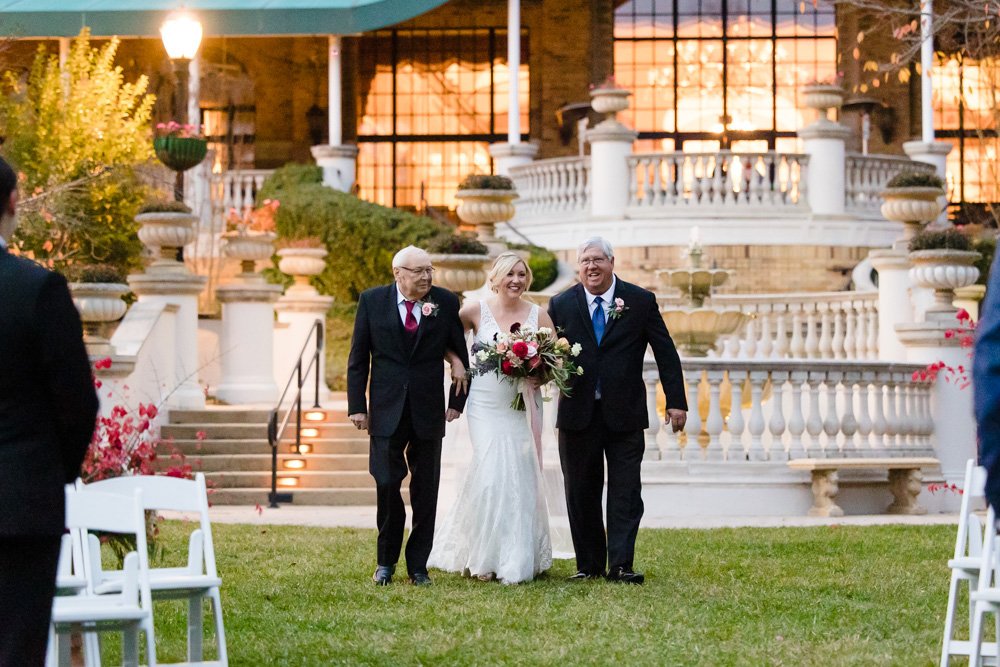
[844, 154, 935, 218]
[644, 358, 933, 463]
[509, 157, 591, 218]
[208, 169, 275, 231]
[627, 151, 808, 212]
[709, 291, 879, 360]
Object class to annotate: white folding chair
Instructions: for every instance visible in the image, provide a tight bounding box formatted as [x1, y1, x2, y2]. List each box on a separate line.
[942, 459, 998, 665]
[49, 487, 156, 667]
[79, 473, 227, 667]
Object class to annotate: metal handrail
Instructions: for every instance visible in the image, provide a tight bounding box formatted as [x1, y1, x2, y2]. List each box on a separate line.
[267, 319, 324, 508]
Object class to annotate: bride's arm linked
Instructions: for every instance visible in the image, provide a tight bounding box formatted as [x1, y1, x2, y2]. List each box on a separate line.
[444, 300, 481, 402]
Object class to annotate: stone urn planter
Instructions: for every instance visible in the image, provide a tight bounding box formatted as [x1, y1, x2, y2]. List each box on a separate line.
[802, 83, 845, 115]
[880, 187, 945, 241]
[455, 175, 518, 251]
[428, 253, 490, 293]
[222, 231, 277, 274]
[68, 282, 129, 353]
[908, 249, 981, 315]
[589, 86, 631, 120]
[277, 247, 328, 290]
[135, 211, 198, 263]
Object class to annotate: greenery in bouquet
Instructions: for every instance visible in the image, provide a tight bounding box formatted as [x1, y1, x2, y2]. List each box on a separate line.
[226, 199, 279, 235]
[471, 323, 583, 410]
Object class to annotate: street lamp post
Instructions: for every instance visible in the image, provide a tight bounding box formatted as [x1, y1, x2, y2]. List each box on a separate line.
[160, 11, 203, 201]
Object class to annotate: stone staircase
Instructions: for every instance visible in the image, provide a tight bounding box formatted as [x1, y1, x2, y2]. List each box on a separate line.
[163, 403, 378, 505]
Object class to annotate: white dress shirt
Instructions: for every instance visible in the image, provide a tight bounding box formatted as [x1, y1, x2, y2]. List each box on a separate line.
[395, 283, 422, 327]
[583, 275, 617, 320]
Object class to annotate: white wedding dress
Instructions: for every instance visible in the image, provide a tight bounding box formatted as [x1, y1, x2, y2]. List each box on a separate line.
[428, 301, 553, 584]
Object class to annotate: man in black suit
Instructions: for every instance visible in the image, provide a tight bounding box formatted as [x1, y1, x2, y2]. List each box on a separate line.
[348, 245, 469, 586]
[0, 155, 99, 665]
[548, 236, 687, 585]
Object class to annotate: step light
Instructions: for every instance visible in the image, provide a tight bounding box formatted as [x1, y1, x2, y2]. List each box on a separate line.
[283, 459, 306, 470]
[296, 443, 312, 454]
[277, 476, 299, 487]
[300, 427, 320, 439]
[304, 410, 326, 422]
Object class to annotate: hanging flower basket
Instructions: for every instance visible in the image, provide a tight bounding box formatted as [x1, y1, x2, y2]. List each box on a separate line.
[153, 136, 207, 172]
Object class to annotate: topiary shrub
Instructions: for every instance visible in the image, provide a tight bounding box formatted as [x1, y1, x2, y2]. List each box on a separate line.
[974, 236, 996, 285]
[457, 174, 514, 191]
[908, 228, 974, 252]
[425, 232, 489, 255]
[259, 164, 448, 301]
[507, 242, 559, 291]
[887, 171, 945, 189]
[64, 263, 127, 283]
[137, 199, 192, 215]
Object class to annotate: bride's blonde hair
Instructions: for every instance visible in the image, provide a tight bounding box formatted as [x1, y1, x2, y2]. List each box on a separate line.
[487, 251, 533, 294]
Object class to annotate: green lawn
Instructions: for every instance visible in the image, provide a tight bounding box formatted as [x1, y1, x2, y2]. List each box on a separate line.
[120, 522, 957, 666]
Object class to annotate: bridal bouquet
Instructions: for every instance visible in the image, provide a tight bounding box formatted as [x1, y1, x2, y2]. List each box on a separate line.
[471, 324, 584, 411]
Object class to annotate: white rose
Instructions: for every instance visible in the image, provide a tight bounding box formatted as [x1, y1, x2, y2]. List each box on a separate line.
[476, 350, 489, 361]
[571, 343, 583, 356]
[537, 327, 552, 336]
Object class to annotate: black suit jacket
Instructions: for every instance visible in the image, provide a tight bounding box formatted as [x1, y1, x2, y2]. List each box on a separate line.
[548, 278, 687, 432]
[0, 249, 98, 536]
[347, 284, 470, 439]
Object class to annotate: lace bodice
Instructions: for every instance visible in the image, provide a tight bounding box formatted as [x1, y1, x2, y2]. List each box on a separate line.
[476, 300, 539, 344]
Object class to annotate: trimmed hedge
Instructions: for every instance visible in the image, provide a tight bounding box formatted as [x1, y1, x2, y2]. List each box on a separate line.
[259, 165, 448, 301]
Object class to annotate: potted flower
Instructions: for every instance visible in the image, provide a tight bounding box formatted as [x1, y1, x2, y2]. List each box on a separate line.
[135, 199, 197, 263]
[589, 74, 631, 119]
[454, 174, 518, 246]
[153, 120, 207, 172]
[276, 236, 328, 289]
[881, 171, 946, 241]
[425, 232, 490, 293]
[222, 199, 279, 274]
[66, 264, 130, 353]
[907, 228, 981, 317]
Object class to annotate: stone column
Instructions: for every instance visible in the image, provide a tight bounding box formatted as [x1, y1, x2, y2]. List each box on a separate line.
[274, 287, 334, 405]
[215, 280, 283, 404]
[129, 265, 207, 409]
[798, 120, 851, 217]
[311, 144, 359, 193]
[587, 120, 637, 219]
[895, 323, 975, 489]
[869, 249, 912, 362]
[489, 142, 538, 176]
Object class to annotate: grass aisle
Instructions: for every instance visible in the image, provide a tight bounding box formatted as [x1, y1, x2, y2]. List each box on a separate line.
[145, 522, 952, 666]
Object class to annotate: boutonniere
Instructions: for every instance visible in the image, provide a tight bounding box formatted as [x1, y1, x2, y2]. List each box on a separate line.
[608, 297, 628, 320]
[418, 299, 440, 318]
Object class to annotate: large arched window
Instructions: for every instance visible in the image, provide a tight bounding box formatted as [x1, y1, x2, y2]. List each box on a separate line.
[614, 0, 837, 153]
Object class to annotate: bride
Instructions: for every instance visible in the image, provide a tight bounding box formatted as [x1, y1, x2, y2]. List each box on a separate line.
[428, 252, 553, 584]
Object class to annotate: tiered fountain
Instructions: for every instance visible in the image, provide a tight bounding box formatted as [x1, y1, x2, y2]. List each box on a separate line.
[657, 232, 747, 357]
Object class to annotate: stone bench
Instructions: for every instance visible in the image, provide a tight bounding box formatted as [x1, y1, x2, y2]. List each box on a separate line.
[787, 457, 940, 517]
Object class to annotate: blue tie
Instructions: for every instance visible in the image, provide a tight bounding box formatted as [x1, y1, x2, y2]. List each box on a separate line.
[592, 296, 606, 344]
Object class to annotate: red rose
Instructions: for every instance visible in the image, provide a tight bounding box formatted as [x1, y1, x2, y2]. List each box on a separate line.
[501, 360, 514, 375]
[511, 341, 529, 359]
[529, 355, 543, 369]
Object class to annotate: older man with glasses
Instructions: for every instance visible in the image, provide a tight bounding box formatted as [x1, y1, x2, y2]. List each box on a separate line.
[347, 245, 469, 586]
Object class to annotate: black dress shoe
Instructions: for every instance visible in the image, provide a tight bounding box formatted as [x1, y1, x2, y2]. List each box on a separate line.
[372, 565, 395, 586]
[567, 571, 603, 581]
[605, 566, 644, 585]
[410, 571, 432, 586]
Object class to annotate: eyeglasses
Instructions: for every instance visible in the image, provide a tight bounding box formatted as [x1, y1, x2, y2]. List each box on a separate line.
[399, 266, 435, 276]
[578, 257, 610, 267]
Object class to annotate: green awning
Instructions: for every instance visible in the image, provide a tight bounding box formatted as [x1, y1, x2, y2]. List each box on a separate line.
[0, 1, 452, 37]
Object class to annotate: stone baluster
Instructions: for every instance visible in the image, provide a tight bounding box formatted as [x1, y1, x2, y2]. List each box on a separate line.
[704, 370, 726, 460]
[806, 372, 826, 456]
[787, 370, 808, 458]
[805, 306, 820, 359]
[769, 371, 789, 460]
[749, 158, 765, 205]
[855, 371, 874, 455]
[724, 329, 742, 358]
[831, 308, 846, 360]
[727, 370, 746, 461]
[897, 373, 914, 451]
[818, 307, 834, 359]
[744, 319, 759, 359]
[823, 371, 842, 456]
[844, 302, 858, 359]
[840, 371, 860, 455]
[789, 306, 806, 359]
[643, 374, 662, 461]
[683, 373, 703, 460]
[627, 159, 641, 208]
[883, 375, 899, 454]
[919, 379, 936, 449]
[747, 370, 768, 461]
[850, 301, 865, 359]
[773, 307, 790, 359]
[712, 156, 725, 205]
[757, 310, 774, 359]
[870, 375, 888, 453]
[866, 303, 879, 359]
